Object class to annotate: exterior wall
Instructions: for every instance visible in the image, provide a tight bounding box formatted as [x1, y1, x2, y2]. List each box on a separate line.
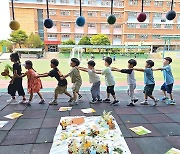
[9, 0, 180, 46]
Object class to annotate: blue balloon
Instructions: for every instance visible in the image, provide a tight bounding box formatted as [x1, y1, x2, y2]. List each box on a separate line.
[44, 18, 53, 29]
[107, 15, 116, 25]
[76, 16, 85, 27]
[166, 10, 176, 20]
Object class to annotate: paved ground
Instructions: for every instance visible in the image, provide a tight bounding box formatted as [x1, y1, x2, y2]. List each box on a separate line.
[0, 90, 179, 154]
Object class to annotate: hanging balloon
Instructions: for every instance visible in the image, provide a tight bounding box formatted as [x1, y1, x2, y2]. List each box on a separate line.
[44, 0, 53, 28]
[166, 0, 176, 20]
[107, 0, 116, 25]
[9, 0, 20, 30]
[137, 0, 146, 22]
[76, 0, 85, 27]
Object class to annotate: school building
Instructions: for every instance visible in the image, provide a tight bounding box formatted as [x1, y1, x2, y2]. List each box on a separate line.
[9, 0, 180, 52]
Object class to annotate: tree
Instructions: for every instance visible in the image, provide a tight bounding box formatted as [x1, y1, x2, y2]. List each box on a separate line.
[0, 40, 13, 52]
[62, 39, 75, 45]
[26, 33, 43, 48]
[9, 30, 28, 48]
[91, 34, 110, 45]
[78, 36, 92, 52]
[78, 36, 92, 45]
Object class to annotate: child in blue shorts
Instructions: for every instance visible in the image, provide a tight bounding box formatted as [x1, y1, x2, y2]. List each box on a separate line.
[156, 57, 175, 105]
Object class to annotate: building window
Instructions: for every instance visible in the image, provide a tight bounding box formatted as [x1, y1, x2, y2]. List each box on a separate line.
[129, 0, 138, 6]
[127, 23, 136, 28]
[167, 1, 175, 7]
[152, 35, 161, 39]
[101, 12, 110, 17]
[114, 24, 122, 28]
[114, 0, 124, 7]
[60, 0, 69, 3]
[140, 34, 148, 39]
[49, 9, 56, 15]
[74, 10, 83, 16]
[127, 12, 138, 22]
[128, 12, 137, 17]
[87, 11, 97, 17]
[177, 25, 180, 29]
[101, 23, 109, 29]
[154, 1, 163, 6]
[61, 22, 70, 28]
[140, 24, 148, 28]
[61, 34, 70, 41]
[127, 34, 135, 39]
[37, 0, 43, 2]
[88, 23, 97, 28]
[165, 24, 173, 29]
[114, 12, 122, 18]
[48, 0, 56, 3]
[153, 13, 162, 17]
[74, 0, 84, 4]
[48, 34, 57, 40]
[144, 0, 150, 6]
[153, 24, 161, 28]
[60, 10, 70, 16]
[101, 0, 111, 6]
[88, 0, 96, 5]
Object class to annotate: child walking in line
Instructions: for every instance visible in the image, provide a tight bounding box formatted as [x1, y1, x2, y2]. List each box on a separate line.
[38, 59, 72, 105]
[93, 57, 119, 106]
[155, 57, 175, 105]
[133, 60, 159, 106]
[7, 52, 26, 104]
[112, 59, 138, 106]
[18, 60, 44, 106]
[62, 58, 82, 105]
[78, 60, 102, 104]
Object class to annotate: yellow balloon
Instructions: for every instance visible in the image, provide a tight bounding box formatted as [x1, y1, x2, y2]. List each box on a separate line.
[9, 20, 20, 30]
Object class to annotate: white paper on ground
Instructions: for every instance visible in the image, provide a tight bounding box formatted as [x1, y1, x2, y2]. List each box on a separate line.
[0, 121, 9, 128]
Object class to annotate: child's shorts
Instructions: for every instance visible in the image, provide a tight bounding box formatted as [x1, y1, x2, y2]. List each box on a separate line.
[161, 83, 173, 94]
[107, 85, 115, 95]
[55, 85, 67, 95]
[72, 82, 82, 93]
[143, 84, 155, 96]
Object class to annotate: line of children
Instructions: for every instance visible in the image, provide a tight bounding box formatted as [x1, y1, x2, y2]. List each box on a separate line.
[5, 52, 175, 107]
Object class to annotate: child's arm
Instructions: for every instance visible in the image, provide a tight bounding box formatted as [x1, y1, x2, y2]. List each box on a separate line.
[152, 68, 164, 71]
[77, 66, 88, 72]
[133, 68, 145, 72]
[93, 69, 102, 74]
[16, 72, 27, 78]
[111, 67, 121, 72]
[37, 73, 49, 78]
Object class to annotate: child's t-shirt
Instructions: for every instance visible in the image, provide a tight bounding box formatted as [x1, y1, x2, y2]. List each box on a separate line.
[162, 65, 174, 85]
[68, 67, 82, 84]
[13, 62, 22, 82]
[102, 67, 115, 86]
[144, 68, 155, 85]
[48, 68, 67, 86]
[88, 69, 100, 83]
[120, 69, 136, 85]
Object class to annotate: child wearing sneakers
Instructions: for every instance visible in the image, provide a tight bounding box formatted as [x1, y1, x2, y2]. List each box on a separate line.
[78, 60, 102, 104]
[155, 57, 175, 105]
[62, 58, 82, 105]
[38, 59, 72, 105]
[112, 59, 138, 106]
[93, 57, 119, 105]
[133, 60, 159, 106]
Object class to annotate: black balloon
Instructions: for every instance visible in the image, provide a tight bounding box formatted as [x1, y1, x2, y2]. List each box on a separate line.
[107, 15, 116, 25]
[44, 18, 53, 29]
[166, 10, 176, 20]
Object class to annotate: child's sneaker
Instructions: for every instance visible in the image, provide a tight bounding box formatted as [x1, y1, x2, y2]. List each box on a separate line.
[160, 96, 169, 102]
[68, 97, 73, 103]
[127, 102, 135, 106]
[140, 100, 149, 105]
[97, 99, 102, 102]
[78, 94, 82, 100]
[153, 99, 159, 106]
[111, 100, 120, 106]
[49, 100, 58, 105]
[7, 98, 17, 104]
[18, 99, 26, 104]
[133, 98, 139, 103]
[70, 101, 78, 106]
[166, 99, 176, 105]
[103, 99, 110, 102]
[90, 99, 97, 104]
[39, 99, 45, 104]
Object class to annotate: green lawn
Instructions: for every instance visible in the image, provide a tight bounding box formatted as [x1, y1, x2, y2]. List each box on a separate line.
[0, 52, 180, 83]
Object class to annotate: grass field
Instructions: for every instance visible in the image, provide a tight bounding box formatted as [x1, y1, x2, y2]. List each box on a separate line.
[0, 52, 180, 84]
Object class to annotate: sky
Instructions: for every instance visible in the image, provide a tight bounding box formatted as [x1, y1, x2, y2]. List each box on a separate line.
[0, 0, 11, 41]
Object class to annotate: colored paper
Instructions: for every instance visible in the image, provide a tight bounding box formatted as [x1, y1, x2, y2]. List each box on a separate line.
[0, 121, 9, 128]
[4, 112, 23, 119]
[129, 126, 151, 135]
[165, 148, 180, 154]
[81, 108, 96, 114]
[59, 107, 72, 112]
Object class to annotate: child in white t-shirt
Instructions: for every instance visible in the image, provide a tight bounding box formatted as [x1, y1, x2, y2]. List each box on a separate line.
[112, 59, 138, 106]
[78, 60, 102, 104]
[94, 57, 119, 106]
